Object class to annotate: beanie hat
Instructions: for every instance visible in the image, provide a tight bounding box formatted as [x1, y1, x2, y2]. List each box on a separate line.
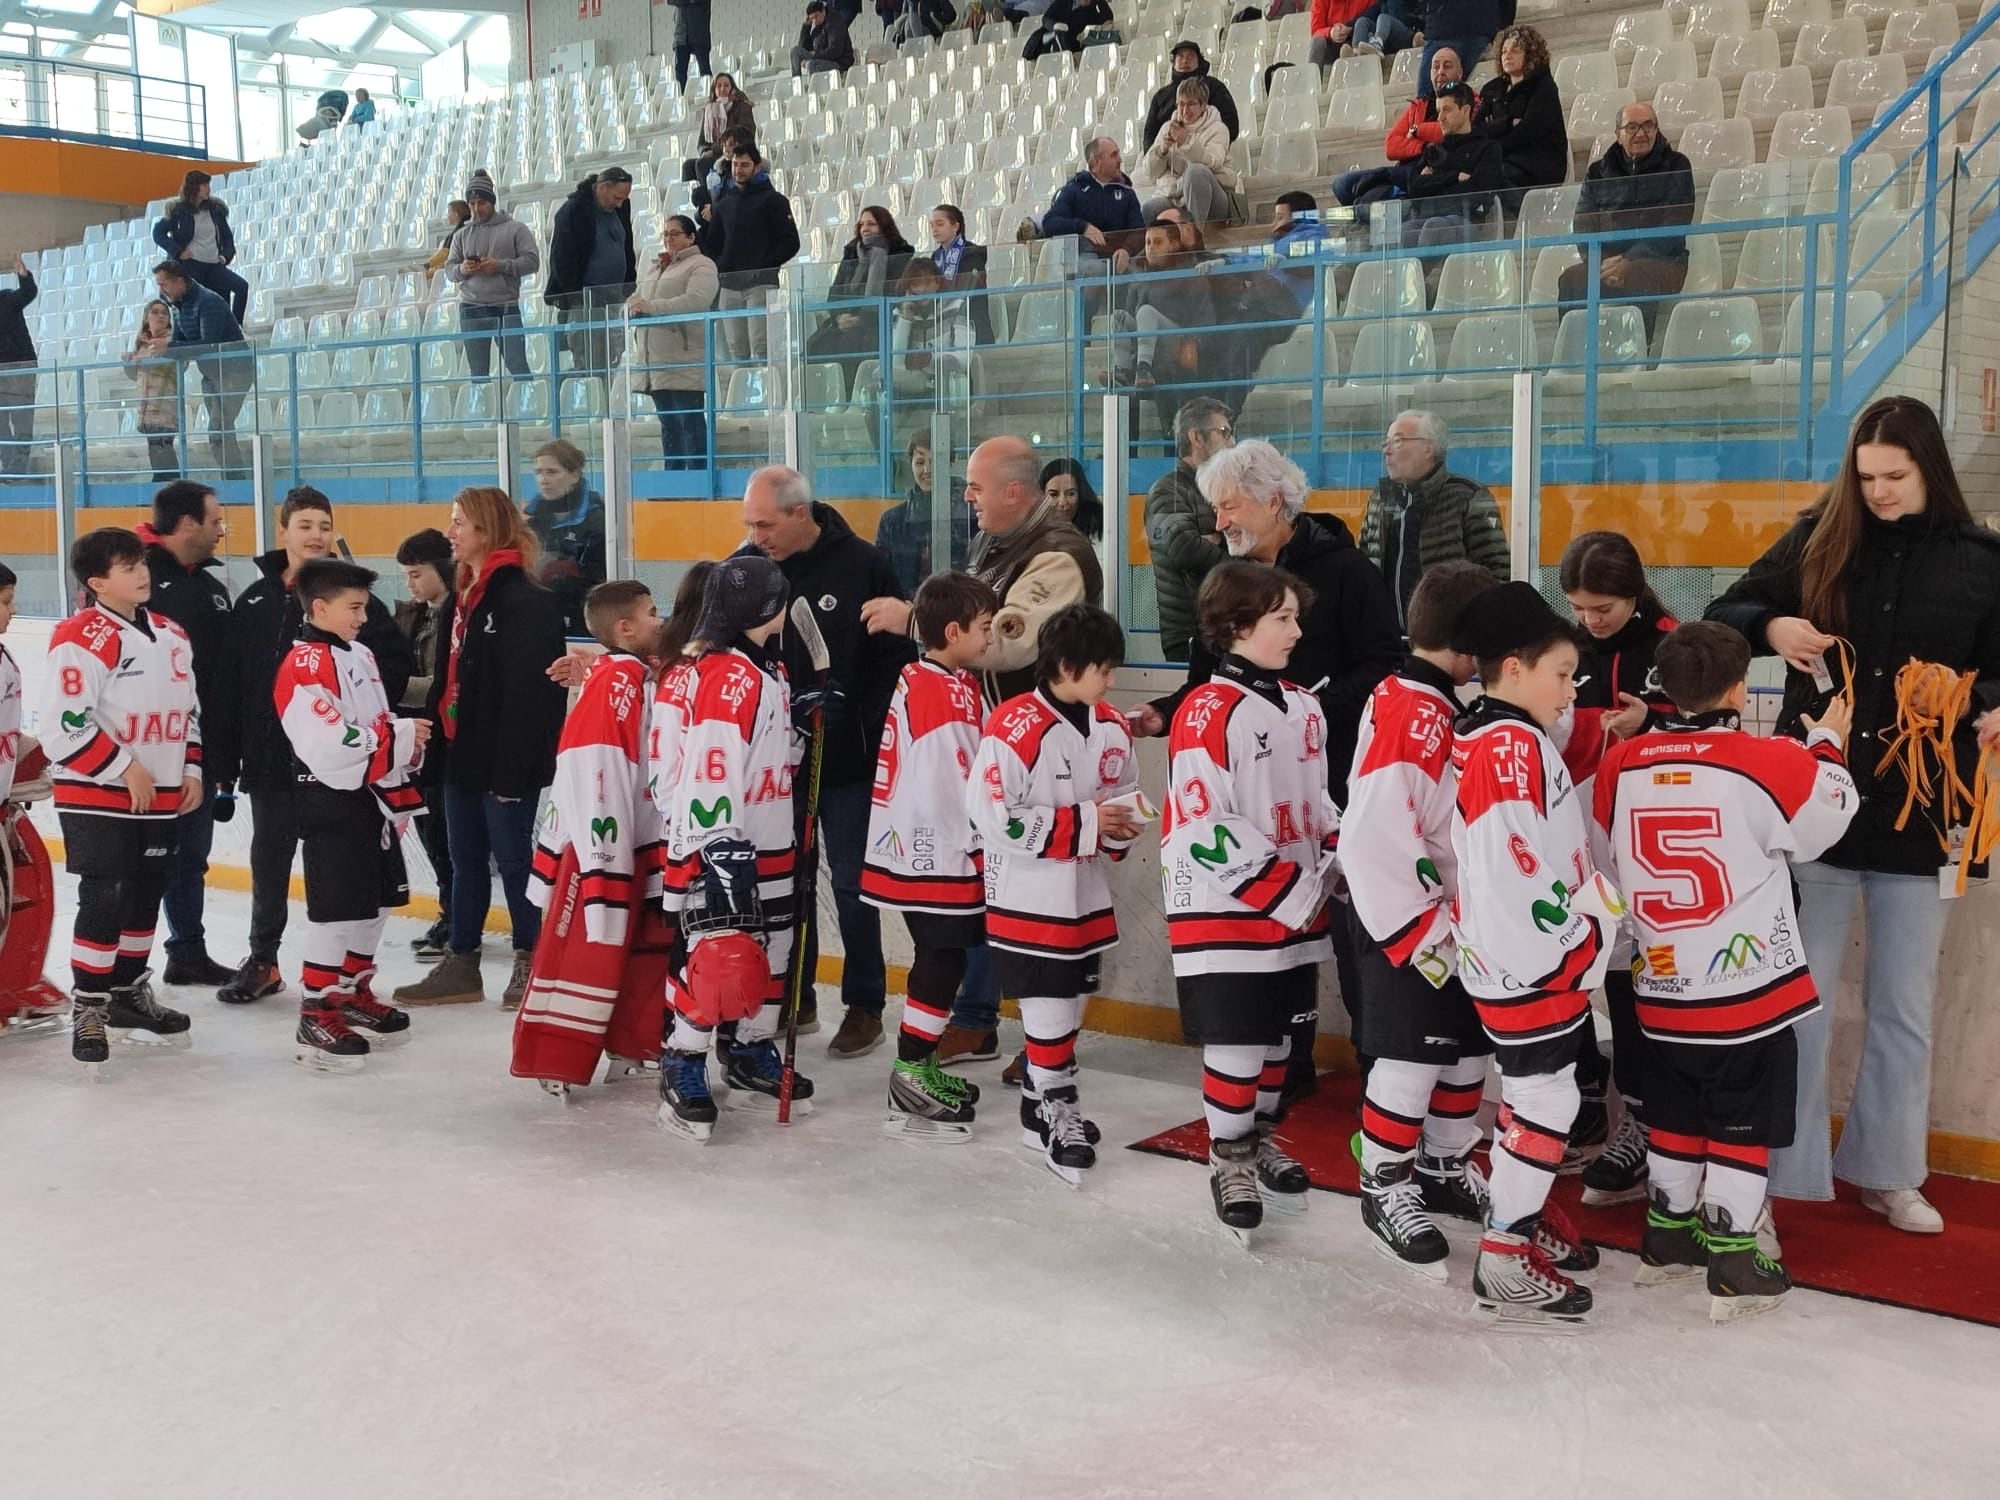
[1449, 580, 1573, 660]
[466, 167, 497, 204]
[696, 554, 788, 649]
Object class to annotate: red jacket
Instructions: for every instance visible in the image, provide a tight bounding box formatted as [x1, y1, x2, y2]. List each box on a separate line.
[1312, 0, 1373, 34]
[1384, 95, 1440, 163]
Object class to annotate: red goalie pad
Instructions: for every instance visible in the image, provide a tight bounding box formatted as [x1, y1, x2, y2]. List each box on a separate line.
[682, 931, 769, 1027]
[0, 810, 65, 1027]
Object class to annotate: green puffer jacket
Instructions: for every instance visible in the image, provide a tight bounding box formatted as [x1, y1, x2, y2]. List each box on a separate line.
[1145, 460, 1223, 661]
[1357, 463, 1511, 627]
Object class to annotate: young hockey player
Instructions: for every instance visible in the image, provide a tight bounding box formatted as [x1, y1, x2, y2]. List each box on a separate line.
[657, 556, 813, 1140]
[1449, 581, 1626, 1326]
[1162, 562, 1339, 1240]
[45, 528, 203, 1067]
[273, 560, 429, 1072]
[0, 561, 68, 1040]
[968, 603, 1144, 1184]
[1593, 621, 1857, 1322]
[1344, 560, 1500, 1278]
[862, 570, 1000, 1141]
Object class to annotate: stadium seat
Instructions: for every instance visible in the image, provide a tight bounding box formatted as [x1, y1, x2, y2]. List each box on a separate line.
[1679, 116, 1758, 179]
[1706, 30, 1781, 92]
[1685, 0, 1755, 57]
[1654, 76, 1726, 137]
[1848, 212, 1926, 297]
[1344, 257, 1427, 317]
[1434, 249, 1521, 314]
[1652, 297, 1764, 387]
[1612, 12, 1676, 65]
[1343, 318, 1437, 381]
[1629, 41, 1701, 100]
[1734, 66, 1815, 128]
[1518, 185, 1582, 244]
[1732, 224, 1809, 288]
[1547, 305, 1651, 391]
[1764, 0, 1836, 43]
[1767, 106, 1854, 160]
[1753, 288, 1888, 386]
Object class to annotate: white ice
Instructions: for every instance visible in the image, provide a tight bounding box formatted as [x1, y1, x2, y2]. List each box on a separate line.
[2, 880, 1995, 1500]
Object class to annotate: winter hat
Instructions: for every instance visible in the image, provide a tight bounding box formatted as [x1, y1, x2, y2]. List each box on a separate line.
[696, 554, 788, 648]
[466, 167, 497, 204]
[1449, 580, 1574, 661]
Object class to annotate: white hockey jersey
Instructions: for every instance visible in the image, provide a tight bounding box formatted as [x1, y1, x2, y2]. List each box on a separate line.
[1592, 713, 1857, 1046]
[529, 650, 660, 947]
[1344, 658, 1461, 979]
[44, 604, 200, 820]
[862, 657, 985, 916]
[0, 642, 20, 804]
[644, 657, 697, 909]
[272, 628, 424, 817]
[661, 647, 799, 927]
[967, 689, 1139, 960]
[1160, 660, 1338, 977]
[1449, 698, 1611, 1047]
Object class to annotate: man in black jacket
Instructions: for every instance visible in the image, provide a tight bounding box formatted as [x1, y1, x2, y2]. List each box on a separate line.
[1143, 41, 1240, 145]
[211, 487, 412, 1005]
[790, 0, 854, 75]
[1402, 81, 1504, 250]
[739, 465, 913, 1059]
[0, 254, 35, 477]
[543, 167, 637, 383]
[141, 480, 240, 989]
[1558, 103, 1695, 342]
[712, 145, 801, 363]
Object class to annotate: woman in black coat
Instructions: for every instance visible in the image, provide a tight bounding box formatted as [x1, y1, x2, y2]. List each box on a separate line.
[1476, 24, 1567, 214]
[925, 203, 996, 346]
[806, 205, 913, 398]
[1706, 395, 2000, 1233]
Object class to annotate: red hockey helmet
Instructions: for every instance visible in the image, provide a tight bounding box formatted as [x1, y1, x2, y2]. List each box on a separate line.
[683, 932, 769, 1027]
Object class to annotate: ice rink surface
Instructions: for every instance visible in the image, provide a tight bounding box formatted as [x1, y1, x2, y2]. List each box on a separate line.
[3, 883, 1996, 1500]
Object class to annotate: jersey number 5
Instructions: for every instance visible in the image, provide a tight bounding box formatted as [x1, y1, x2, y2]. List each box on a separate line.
[1627, 807, 1732, 930]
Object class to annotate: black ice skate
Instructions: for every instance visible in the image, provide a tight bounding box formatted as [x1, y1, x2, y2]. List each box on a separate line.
[1635, 1190, 1707, 1287]
[1415, 1147, 1491, 1223]
[71, 990, 110, 1070]
[1580, 1112, 1649, 1205]
[719, 1034, 813, 1115]
[1029, 1084, 1095, 1186]
[884, 1056, 976, 1144]
[1254, 1122, 1311, 1216]
[295, 1006, 369, 1074]
[339, 990, 411, 1048]
[1361, 1160, 1450, 1281]
[1560, 1085, 1610, 1175]
[658, 1048, 719, 1143]
[106, 975, 191, 1049]
[1019, 1081, 1100, 1147]
[1472, 1220, 1593, 1329]
[1703, 1204, 1791, 1323]
[1210, 1133, 1263, 1246]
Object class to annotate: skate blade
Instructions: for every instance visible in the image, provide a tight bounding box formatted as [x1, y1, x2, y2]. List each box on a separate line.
[656, 1104, 714, 1144]
[1259, 1185, 1310, 1217]
[293, 1047, 366, 1075]
[882, 1112, 973, 1144]
[108, 1028, 191, 1049]
[1471, 1298, 1591, 1332]
[1580, 1182, 1650, 1207]
[1634, 1261, 1706, 1287]
[1019, 1125, 1045, 1152]
[356, 1030, 411, 1049]
[602, 1058, 658, 1083]
[1041, 1158, 1085, 1189]
[1372, 1236, 1451, 1283]
[1710, 1291, 1786, 1324]
[78, 1059, 108, 1082]
[539, 1080, 573, 1103]
[725, 1089, 813, 1115]
[1, 1015, 68, 1042]
[1221, 1222, 1257, 1251]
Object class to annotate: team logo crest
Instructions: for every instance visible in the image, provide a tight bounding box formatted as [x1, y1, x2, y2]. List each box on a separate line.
[819, 594, 837, 612]
[1099, 747, 1126, 783]
[1301, 715, 1323, 759]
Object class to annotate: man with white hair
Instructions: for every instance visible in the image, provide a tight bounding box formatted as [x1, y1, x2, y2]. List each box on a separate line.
[1357, 409, 1511, 631]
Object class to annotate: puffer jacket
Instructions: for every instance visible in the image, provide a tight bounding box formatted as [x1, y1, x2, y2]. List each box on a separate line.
[1145, 460, 1223, 662]
[152, 199, 237, 264]
[1357, 462, 1512, 626]
[1136, 104, 1239, 199]
[630, 247, 720, 393]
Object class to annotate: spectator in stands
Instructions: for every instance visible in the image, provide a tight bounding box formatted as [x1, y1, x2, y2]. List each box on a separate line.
[1119, 220, 1221, 436]
[448, 169, 540, 382]
[1417, 0, 1496, 100]
[0, 255, 37, 479]
[1400, 81, 1504, 248]
[684, 72, 753, 184]
[545, 167, 637, 382]
[122, 299, 180, 481]
[1357, 409, 1511, 629]
[1146, 396, 1235, 661]
[1023, 0, 1112, 60]
[1559, 103, 1695, 343]
[393, 486, 567, 1011]
[1149, 203, 1218, 259]
[692, 125, 754, 253]
[348, 88, 376, 126]
[1271, 190, 1336, 312]
[1040, 137, 1143, 270]
[153, 171, 248, 326]
[669, 0, 713, 87]
[879, 0, 957, 45]
[792, 0, 855, 76]
[629, 214, 719, 470]
[1136, 79, 1240, 227]
[739, 465, 912, 1054]
[394, 527, 456, 964]
[1144, 41, 1241, 145]
[807, 206, 915, 398]
[1351, 0, 1422, 58]
[1332, 45, 1473, 207]
[876, 431, 973, 594]
[1475, 22, 1566, 213]
[888, 258, 976, 397]
[712, 143, 802, 363]
[928, 203, 995, 345]
[153, 258, 251, 480]
[424, 199, 472, 275]
[1307, 0, 1374, 66]
[523, 439, 607, 637]
[1041, 458, 1103, 540]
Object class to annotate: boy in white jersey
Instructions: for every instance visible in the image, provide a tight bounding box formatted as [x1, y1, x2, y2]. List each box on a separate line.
[0, 560, 68, 1038]
[45, 528, 202, 1067]
[1594, 621, 1856, 1321]
[862, 570, 999, 1140]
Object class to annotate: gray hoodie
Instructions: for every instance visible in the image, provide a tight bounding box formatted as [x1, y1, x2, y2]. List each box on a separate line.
[446, 209, 542, 306]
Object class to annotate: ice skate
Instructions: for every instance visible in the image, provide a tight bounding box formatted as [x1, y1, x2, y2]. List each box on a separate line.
[1019, 1081, 1099, 1148]
[70, 990, 110, 1073]
[1, 985, 68, 1041]
[1415, 1147, 1490, 1224]
[539, 1079, 572, 1103]
[1254, 1122, 1310, 1216]
[1532, 1201, 1599, 1274]
[1471, 1221, 1593, 1329]
[106, 975, 191, 1049]
[719, 1034, 814, 1115]
[1029, 1084, 1095, 1187]
[601, 1054, 659, 1084]
[1560, 1088, 1610, 1175]
[657, 1048, 717, 1143]
[884, 1056, 975, 1144]
[1361, 1160, 1450, 1281]
[339, 989, 410, 1048]
[1580, 1112, 1649, 1206]
[1210, 1133, 1263, 1247]
[1704, 1204, 1791, 1323]
[295, 1007, 369, 1075]
[1635, 1191, 1707, 1287]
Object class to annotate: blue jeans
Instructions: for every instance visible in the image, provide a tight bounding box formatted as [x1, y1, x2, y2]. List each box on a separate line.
[1774, 861, 1951, 1200]
[1353, 8, 1416, 53]
[445, 784, 542, 954]
[461, 301, 530, 381]
[162, 785, 216, 961]
[648, 389, 706, 469]
[796, 779, 886, 1016]
[950, 941, 1001, 1032]
[1420, 35, 1491, 96]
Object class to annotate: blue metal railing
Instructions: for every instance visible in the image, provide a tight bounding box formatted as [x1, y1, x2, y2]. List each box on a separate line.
[0, 58, 209, 157]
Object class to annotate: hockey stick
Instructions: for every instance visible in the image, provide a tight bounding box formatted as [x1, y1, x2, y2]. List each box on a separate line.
[778, 595, 832, 1125]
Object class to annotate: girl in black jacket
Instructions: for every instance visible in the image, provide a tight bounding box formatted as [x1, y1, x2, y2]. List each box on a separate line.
[1706, 396, 2000, 1232]
[1476, 25, 1567, 213]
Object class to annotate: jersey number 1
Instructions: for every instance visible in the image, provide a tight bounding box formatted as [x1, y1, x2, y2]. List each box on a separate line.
[1627, 807, 1732, 930]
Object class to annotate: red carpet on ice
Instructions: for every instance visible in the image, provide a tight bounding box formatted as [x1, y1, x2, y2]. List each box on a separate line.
[1130, 1074, 2000, 1328]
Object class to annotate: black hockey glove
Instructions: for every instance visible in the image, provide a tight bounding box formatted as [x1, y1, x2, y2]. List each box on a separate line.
[791, 677, 845, 734]
[685, 836, 764, 938]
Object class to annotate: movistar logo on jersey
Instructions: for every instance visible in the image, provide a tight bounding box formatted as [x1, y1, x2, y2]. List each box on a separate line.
[1005, 817, 1025, 840]
[342, 726, 361, 746]
[690, 796, 732, 828]
[590, 815, 618, 844]
[61, 710, 88, 732]
[1190, 825, 1239, 869]
[1708, 933, 1766, 976]
[1415, 856, 1441, 892]
[1530, 880, 1572, 933]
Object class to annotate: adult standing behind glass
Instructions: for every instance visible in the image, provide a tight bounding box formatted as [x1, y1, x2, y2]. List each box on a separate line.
[669, 0, 714, 86]
[0, 254, 36, 479]
[154, 259, 250, 480]
[425, 200, 471, 276]
[522, 439, 607, 637]
[447, 169, 541, 382]
[683, 72, 753, 184]
[876, 431, 973, 594]
[544, 167, 637, 384]
[153, 172, 248, 326]
[629, 216, 719, 471]
[710, 144, 802, 364]
[1706, 395, 2000, 1236]
[1040, 459, 1103, 541]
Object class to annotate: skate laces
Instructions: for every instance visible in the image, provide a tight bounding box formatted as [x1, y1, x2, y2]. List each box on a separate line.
[1043, 1093, 1088, 1147]
[1256, 1133, 1304, 1174]
[73, 1000, 107, 1039]
[668, 1052, 712, 1098]
[1378, 1174, 1434, 1237]
[1538, 1202, 1585, 1258]
[1600, 1113, 1646, 1169]
[733, 1038, 782, 1081]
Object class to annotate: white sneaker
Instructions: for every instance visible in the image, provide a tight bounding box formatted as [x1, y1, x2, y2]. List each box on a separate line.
[1860, 1187, 1944, 1234]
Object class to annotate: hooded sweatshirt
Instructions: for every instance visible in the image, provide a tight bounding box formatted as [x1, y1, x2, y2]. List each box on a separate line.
[1143, 50, 1242, 144]
[447, 209, 542, 305]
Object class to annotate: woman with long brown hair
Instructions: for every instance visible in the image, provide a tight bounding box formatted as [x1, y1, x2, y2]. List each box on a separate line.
[151, 169, 249, 323]
[1707, 395, 2000, 1234]
[394, 487, 567, 1011]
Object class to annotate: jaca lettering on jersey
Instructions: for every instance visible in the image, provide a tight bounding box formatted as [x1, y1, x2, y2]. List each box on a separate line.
[116, 710, 191, 745]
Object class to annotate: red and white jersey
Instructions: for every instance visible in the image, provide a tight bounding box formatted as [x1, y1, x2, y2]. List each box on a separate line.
[273, 629, 423, 817]
[1593, 715, 1857, 1046]
[644, 657, 697, 908]
[1344, 659, 1461, 970]
[862, 657, 985, 916]
[661, 647, 799, 923]
[530, 650, 660, 947]
[967, 689, 1139, 961]
[0, 642, 21, 804]
[1161, 660, 1338, 976]
[1448, 699, 1604, 1046]
[44, 604, 200, 820]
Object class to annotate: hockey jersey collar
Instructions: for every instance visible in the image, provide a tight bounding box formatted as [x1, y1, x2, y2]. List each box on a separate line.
[1659, 706, 1740, 732]
[1455, 694, 1542, 736]
[1034, 683, 1092, 739]
[91, 600, 155, 640]
[1214, 652, 1287, 711]
[1398, 653, 1460, 703]
[299, 624, 351, 651]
